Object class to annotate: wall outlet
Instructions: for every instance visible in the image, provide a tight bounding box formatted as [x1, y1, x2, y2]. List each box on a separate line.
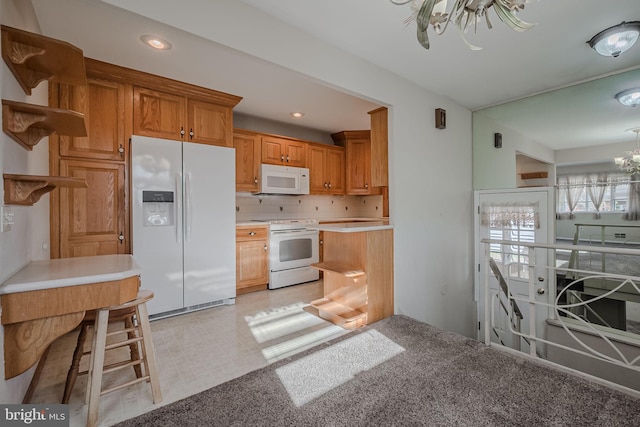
[1, 206, 14, 232]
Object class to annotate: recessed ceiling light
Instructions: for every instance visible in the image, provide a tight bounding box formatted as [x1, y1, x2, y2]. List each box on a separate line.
[140, 35, 172, 50]
[616, 88, 640, 107]
[290, 112, 304, 118]
[587, 21, 640, 57]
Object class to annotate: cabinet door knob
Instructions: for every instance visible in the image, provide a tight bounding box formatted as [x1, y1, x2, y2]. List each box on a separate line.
[118, 144, 124, 156]
[118, 232, 125, 244]
[280, 155, 284, 161]
[365, 182, 369, 189]
[180, 127, 185, 137]
[249, 231, 256, 236]
[254, 177, 258, 184]
[328, 182, 332, 189]
[263, 245, 268, 251]
[189, 128, 194, 139]
[286, 155, 290, 162]
[324, 182, 328, 188]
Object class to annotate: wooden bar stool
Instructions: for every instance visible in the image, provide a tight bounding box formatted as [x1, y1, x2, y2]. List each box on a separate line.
[85, 290, 162, 427]
[62, 306, 143, 404]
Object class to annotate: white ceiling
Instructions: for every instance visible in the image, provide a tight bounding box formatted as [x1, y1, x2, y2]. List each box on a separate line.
[28, 0, 640, 150]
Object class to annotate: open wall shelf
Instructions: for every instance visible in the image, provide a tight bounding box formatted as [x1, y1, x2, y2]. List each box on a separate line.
[2, 100, 86, 150]
[1, 25, 87, 95]
[3, 174, 87, 206]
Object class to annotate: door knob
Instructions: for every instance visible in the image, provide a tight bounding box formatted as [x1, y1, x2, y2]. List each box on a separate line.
[537, 288, 545, 295]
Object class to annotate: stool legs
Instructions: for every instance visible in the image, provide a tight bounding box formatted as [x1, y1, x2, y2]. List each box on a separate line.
[125, 316, 143, 379]
[135, 302, 162, 403]
[86, 309, 109, 427]
[62, 323, 90, 404]
[85, 296, 162, 427]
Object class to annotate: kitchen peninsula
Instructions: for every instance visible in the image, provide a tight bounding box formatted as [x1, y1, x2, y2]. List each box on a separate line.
[309, 221, 393, 329]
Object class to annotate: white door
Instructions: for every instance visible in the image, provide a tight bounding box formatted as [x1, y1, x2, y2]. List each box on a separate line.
[182, 142, 236, 307]
[475, 188, 554, 357]
[132, 135, 184, 315]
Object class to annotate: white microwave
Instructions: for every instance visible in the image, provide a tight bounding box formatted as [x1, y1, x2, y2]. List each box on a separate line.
[259, 164, 310, 195]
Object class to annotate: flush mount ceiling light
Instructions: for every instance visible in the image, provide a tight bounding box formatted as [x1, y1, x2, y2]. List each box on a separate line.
[587, 21, 640, 57]
[616, 88, 640, 107]
[389, 0, 537, 50]
[140, 35, 172, 50]
[290, 112, 304, 118]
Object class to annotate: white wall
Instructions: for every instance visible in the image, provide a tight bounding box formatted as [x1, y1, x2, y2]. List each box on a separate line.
[234, 113, 335, 145]
[556, 141, 636, 166]
[105, 0, 476, 337]
[473, 111, 555, 190]
[0, 0, 51, 404]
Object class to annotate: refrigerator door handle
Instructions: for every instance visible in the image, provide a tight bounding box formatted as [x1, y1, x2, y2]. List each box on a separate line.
[185, 172, 192, 242]
[176, 173, 182, 245]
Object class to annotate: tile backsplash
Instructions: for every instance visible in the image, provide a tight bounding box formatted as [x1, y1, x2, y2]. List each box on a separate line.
[235, 193, 384, 221]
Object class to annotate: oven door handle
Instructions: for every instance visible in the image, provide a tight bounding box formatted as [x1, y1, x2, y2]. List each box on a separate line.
[270, 229, 318, 237]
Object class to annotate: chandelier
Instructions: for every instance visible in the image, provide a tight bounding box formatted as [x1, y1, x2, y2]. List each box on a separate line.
[614, 128, 640, 175]
[389, 0, 536, 50]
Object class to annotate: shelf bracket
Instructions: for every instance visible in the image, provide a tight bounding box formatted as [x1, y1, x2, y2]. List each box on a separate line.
[1, 25, 87, 95]
[2, 99, 86, 150]
[3, 174, 87, 206]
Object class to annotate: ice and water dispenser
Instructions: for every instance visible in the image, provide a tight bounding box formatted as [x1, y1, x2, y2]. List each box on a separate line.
[142, 191, 175, 226]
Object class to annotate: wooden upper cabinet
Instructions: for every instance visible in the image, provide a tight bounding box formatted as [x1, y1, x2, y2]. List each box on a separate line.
[58, 158, 127, 258]
[234, 130, 261, 192]
[261, 135, 306, 167]
[307, 144, 327, 194]
[133, 86, 185, 141]
[332, 130, 371, 195]
[133, 86, 234, 147]
[57, 79, 126, 160]
[326, 146, 346, 195]
[307, 143, 344, 195]
[188, 99, 232, 147]
[368, 107, 388, 187]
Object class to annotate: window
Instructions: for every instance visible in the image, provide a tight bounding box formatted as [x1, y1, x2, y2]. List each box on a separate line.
[482, 203, 539, 280]
[557, 174, 629, 214]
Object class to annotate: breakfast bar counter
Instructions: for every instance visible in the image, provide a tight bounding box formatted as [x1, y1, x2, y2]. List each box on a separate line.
[0, 254, 141, 379]
[310, 224, 394, 329]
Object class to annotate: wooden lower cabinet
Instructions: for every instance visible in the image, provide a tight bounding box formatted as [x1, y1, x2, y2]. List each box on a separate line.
[236, 225, 269, 294]
[57, 159, 127, 257]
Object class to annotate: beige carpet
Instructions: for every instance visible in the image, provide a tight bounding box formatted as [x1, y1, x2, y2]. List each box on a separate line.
[116, 315, 640, 426]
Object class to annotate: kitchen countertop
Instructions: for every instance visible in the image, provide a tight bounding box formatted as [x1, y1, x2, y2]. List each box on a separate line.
[236, 220, 268, 226]
[236, 218, 388, 227]
[0, 254, 142, 295]
[310, 221, 392, 233]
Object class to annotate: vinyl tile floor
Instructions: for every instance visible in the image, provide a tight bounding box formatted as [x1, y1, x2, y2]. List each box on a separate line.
[30, 280, 348, 427]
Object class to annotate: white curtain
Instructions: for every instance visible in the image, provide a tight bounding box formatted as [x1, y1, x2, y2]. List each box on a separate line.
[587, 173, 608, 219]
[624, 174, 640, 221]
[560, 175, 585, 219]
[480, 202, 540, 229]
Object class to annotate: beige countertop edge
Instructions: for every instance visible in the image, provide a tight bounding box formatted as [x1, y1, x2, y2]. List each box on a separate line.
[236, 218, 388, 226]
[310, 222, 393, 233]
[0, 254, 142, 295]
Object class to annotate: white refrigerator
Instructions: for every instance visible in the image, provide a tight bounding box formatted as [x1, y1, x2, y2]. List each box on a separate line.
[131, 135, 235, 316]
